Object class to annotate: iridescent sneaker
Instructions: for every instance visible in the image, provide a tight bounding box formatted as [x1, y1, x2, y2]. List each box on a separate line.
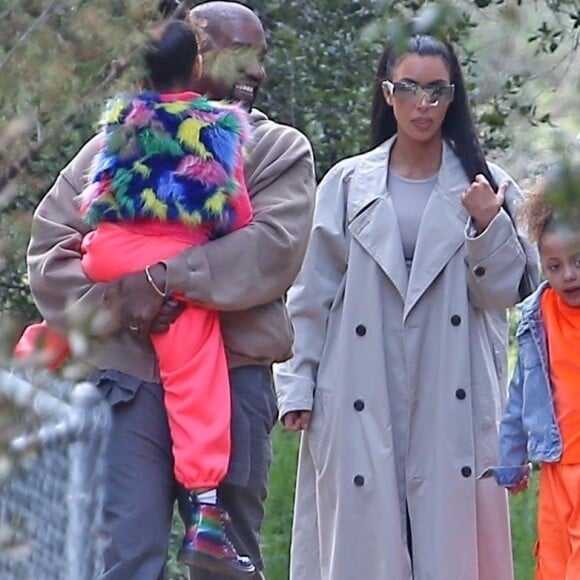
[178, 502, 256, 576]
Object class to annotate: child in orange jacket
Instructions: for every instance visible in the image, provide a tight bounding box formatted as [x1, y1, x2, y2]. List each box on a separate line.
[489, 164, 580, 579]
[17, 18, 255, 576]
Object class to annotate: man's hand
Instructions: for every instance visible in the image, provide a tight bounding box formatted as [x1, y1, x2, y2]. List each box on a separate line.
[281, 410, 312, 431]
[114, 264, 183, 339]
[150, 298, 186, 334]
[461, 174, 508, 234]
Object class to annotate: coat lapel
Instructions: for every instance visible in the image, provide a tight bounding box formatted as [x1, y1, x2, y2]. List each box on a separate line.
[404, 142, 470, 320]
[347, 139, 408, 301]
[345, 139, 471, 311]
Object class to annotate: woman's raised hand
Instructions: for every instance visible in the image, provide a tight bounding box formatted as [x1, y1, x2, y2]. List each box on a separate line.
[461, 174, 508, 234]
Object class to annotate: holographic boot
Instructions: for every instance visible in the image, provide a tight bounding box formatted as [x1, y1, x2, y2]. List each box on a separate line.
[178, 498, 256, 576]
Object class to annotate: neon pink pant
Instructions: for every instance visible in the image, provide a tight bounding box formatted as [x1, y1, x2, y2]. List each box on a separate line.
[82, 222, 230, 489]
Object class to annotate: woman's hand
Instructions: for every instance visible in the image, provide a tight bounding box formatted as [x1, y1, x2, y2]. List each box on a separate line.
[282, 411, 312, 431]
[461, 174, 508, 234]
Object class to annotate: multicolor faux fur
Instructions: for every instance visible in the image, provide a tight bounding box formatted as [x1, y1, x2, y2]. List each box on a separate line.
[80, 92, 251, 236]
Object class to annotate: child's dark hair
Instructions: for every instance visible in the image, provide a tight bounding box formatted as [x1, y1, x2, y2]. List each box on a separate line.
[157, 0, 189, 20]
[142, 19, 198, 91]
[370, 35, 499, 191]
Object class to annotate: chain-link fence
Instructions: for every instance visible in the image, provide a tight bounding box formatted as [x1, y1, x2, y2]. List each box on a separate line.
[0, 370, 110, 580]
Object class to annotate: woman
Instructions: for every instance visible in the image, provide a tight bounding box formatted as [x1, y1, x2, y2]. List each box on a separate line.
[275, 35, 539, 580]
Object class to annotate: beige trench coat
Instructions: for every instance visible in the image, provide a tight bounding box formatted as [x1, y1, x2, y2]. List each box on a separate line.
[275, 137, 539, 580]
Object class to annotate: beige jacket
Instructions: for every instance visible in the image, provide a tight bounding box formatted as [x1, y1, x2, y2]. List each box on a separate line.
[27, 109, 316, 380]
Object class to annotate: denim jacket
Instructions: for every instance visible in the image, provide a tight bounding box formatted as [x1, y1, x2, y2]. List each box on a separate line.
[492, 280, 563, 488]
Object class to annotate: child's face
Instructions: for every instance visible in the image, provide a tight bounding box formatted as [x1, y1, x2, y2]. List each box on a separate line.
[540, 230, 580, 307]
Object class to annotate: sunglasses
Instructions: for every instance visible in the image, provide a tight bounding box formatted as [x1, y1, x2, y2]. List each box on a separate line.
[383, 80, 455, 107]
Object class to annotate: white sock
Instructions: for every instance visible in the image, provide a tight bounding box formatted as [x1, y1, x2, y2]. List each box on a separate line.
[196, 489, 217, 505]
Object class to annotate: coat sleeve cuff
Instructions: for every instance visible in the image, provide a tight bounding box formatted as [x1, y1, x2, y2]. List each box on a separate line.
[274, 369, 315, 420]
[464, 209, 523, 267]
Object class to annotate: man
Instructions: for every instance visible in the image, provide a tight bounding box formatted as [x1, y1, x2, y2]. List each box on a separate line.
[26, 2, 316, 578]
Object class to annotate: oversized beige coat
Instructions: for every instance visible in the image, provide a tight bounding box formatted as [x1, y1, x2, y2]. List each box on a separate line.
[275, 137, 539, 580]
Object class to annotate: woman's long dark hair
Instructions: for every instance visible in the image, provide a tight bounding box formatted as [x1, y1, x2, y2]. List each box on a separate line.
[370, 35, 498, 191]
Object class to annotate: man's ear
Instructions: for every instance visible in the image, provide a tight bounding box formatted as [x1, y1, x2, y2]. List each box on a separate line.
[192, 54, 203, 80]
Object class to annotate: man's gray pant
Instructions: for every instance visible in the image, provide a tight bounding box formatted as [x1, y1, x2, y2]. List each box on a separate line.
[94, 365, 277, 580]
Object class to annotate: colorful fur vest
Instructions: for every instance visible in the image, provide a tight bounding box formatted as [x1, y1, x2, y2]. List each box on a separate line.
[80, 92, 251, 235]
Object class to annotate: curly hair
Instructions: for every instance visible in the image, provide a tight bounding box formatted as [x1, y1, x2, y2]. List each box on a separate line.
[521, 161, 580, 244]
[519, 178, 555, 245]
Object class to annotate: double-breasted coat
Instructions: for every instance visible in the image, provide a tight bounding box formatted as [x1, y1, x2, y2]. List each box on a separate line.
[275, 136, 540, 580]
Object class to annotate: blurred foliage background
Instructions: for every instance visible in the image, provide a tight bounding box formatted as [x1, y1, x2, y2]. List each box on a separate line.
[1, 0, 580, 324]
[1, 0, 579, 324]
[1, 0, 579, 578]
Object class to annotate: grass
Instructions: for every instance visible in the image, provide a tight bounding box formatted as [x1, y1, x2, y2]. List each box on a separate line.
[261, 428, 540, 580]
[506, 310, 539, 580]
[166, 427, 301, 580]
[262, 427, 301, 579]
[167, 426, 539, 580]
[510, 474, 539, 580]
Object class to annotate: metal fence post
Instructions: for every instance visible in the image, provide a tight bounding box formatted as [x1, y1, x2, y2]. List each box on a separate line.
[66, 382, 106, 580]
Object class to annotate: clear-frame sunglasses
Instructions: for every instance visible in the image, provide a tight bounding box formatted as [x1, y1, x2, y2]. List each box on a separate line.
[383, 80, 455, 107]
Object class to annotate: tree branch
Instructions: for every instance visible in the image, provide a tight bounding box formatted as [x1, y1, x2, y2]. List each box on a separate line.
[0, 0, 58, 75]
[0, 49, 139, 193]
